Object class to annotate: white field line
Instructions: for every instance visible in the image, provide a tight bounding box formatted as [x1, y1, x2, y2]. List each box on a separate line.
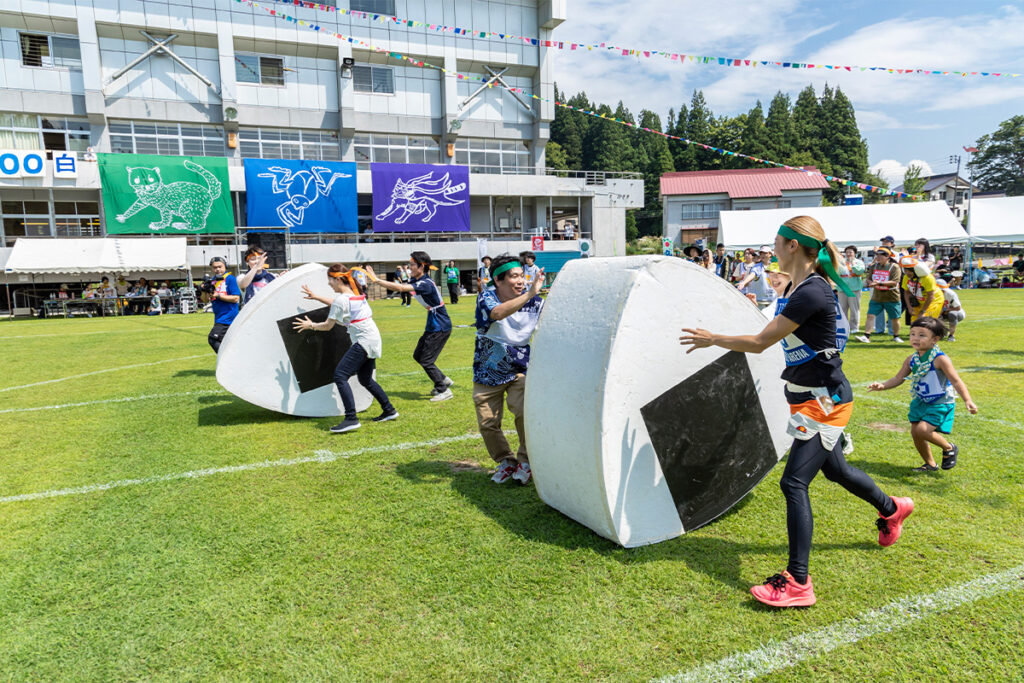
[1, 366, 475, 414]
[0, 355, 206, 394]
[0, 325, 208, 340]
[0, 431, 503, 505]
[655, 563, 1024, 683]
[0, 390, 223, 415]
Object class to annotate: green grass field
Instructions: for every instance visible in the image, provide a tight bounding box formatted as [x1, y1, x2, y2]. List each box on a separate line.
[2, 289, 1023, 681]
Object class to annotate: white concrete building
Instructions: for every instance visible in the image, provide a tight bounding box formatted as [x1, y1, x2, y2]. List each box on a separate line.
[0, 0, 642, 289]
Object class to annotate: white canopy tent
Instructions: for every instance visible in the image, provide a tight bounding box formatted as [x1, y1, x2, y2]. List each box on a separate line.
[967, 197, 1024, 242]
[4, 237, 188, 274]
[717, 202, 968, 250]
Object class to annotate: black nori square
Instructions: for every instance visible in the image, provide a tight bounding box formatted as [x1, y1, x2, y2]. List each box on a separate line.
[275, 306, 351, 394]
[640, 350, 778, 531]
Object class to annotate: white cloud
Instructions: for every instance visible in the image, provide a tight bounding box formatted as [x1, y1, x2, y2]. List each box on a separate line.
[858, 110, 948, 131]
[870, 159, 934, 187]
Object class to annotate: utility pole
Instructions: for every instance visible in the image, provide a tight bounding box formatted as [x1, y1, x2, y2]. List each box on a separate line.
[949, 154, 961, 214]
[962, 146, 978, 287]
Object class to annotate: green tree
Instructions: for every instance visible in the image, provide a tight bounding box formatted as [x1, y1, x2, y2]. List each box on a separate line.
[590, 103, 637, 173]
[667, 104, 691, 171]
[902, 163, 927, 199]
[635, 110, 676, 237]
[685, 90, 715, 169]
[823, 86, 869, 184]
[791, 84, 823, 163]
[549, 85, 583, 169]
[625, 210, 639, 242]
[740, 100, 768, 162]
[544, 140, 568, 171]
[764, 91, 795, 162]
[969, 115, 1024, 195]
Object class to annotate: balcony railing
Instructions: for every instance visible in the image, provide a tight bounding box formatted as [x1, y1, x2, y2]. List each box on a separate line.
[543, 168, 643, 184]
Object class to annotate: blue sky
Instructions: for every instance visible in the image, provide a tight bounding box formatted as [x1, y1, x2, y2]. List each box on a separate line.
[550, 1, 1024, 186]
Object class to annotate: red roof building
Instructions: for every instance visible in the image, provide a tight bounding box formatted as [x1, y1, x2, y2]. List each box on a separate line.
[660, 167, 829, 249]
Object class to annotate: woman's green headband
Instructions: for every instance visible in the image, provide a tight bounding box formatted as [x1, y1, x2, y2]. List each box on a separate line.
[491, 260, 522, 279]
[777, 224, 855, 297]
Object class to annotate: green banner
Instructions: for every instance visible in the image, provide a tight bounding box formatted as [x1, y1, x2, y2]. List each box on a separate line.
[98, 153, 234, 234]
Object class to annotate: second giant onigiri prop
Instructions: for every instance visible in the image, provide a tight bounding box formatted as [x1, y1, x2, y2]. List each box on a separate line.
[525, 256, 790, 547]
[216, 262, 373, 417]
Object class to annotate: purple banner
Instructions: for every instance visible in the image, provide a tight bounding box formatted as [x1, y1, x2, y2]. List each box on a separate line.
[371, 163, 470, 232]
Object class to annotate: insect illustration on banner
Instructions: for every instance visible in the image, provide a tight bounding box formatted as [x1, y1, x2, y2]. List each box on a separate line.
[257, 165, 352, 228]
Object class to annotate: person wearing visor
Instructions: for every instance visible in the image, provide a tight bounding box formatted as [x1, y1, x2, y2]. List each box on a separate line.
[207, 256, 241, 353]
[473, 254, 545, 485]
[900, 255, 944, 323]
[294, 264, 397, 433]
[735, 245, 779, 309]
[857, 247, 903, 344]
[365, 251, 455, 401]
[681, 216, 913, 609]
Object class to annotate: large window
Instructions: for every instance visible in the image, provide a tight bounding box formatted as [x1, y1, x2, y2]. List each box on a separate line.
[2, 200, 51, 246]
[350, 0, 395, 14]
[53, 201, 101, 237]
[19, 33, 81, 69]
[354, 134, 441, 169]
[352, 66, 394, 94]
[238, 128, 340, 160]
[0, 113, 90, 152]
[680, 202, 724, 220]
[235, 55, 285, 86]
[109, 121, 226, 156]
[454, 138, 531, 175]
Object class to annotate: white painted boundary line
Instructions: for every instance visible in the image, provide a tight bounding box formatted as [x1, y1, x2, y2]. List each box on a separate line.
[0, 324, 208, 340]
[0, 354, 206, 394]
[656, 563, 1024, 683]
[0, 431, 499, 505]
[0, 390, 223, 415]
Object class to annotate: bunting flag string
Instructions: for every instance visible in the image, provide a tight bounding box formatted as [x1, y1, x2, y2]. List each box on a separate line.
[232, 0, 922, 200]
[264, 0, 1020, 79]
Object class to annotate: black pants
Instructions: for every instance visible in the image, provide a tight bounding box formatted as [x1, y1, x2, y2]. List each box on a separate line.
[780, 433, 895, 581]
[447, 282, 459, 304]
[208, 322, 230, 352]
[413, 330, 451, 390]
[333, 343, 394, 420]
[401, 291, 412, 305]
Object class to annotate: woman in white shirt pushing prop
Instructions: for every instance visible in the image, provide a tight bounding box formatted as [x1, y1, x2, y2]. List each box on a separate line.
[294, 264, 399, 434]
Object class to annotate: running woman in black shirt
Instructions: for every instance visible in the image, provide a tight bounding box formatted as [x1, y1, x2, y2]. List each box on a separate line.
[680, 215, 913, 608]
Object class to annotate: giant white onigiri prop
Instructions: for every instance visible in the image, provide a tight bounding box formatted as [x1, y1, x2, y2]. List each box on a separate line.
[525, 256, 790, 547]
[216, 263, 373, 417]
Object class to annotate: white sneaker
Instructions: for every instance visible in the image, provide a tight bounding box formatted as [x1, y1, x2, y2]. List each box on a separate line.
[512, 461, 532, 484]
[443, 376, 455, 388]
[892, 336, 904, 343]
[491, 458, 516, 484]
[856, 335, 871, 343]
[429, 388, 453, 402]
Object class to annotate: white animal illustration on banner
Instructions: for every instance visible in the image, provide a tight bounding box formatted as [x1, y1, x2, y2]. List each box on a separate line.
[375, 171, 467, 224]
[257, 165, 352, 228]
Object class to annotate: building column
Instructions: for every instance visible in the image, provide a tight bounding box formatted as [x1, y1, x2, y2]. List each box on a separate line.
[338, 43, 355, 162]
[440, 50, 460, 165]
[216, 21, 239, 158]
[76, 9, 106, 149]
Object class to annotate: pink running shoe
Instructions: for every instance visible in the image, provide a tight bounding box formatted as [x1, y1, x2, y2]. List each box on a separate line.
[750, 571, 816, 608]
[877, 496, 914, 547]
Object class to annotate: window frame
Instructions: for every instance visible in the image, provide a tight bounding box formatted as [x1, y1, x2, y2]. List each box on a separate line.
[18, 32, 82, 70]
[349, 0, 395, 14]
[453, 137, 530, 175]
[107, 120, 226, 157]
[352, 65, 395, 95]
[353, 133, 441, 170]
[235, 53, 287, 87]
[237, 127, 341, 161]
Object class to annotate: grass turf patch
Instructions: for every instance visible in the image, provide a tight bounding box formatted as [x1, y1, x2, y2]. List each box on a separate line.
[1, 290, 1023, 680]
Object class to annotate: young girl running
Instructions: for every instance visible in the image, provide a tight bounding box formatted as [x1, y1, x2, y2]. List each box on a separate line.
[293, 264, 398, 434]
[680, 216, 913, 608]
[868, 316, 977, 471]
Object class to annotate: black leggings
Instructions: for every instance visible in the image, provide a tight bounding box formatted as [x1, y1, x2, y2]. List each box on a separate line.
[333, 343, 394, 420]
[780, 434, 895, 582]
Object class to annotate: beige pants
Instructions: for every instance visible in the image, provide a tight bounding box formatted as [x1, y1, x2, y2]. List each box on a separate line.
[473, 374, 527, 464]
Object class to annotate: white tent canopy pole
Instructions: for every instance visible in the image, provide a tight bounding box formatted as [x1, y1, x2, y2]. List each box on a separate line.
[717, 202, 968, 251]
[4, 237, 188, 275]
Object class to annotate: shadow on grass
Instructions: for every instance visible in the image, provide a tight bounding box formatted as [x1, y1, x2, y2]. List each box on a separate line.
[176, 368, 215, 377]
[196, 394, 302, 426]
[395, 459, 877, 592]
[982, 349, 1024, 357]
[139, 320, 208, 337]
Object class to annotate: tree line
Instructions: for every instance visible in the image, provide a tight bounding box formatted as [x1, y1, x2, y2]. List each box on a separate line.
[546, 84, 882, 240]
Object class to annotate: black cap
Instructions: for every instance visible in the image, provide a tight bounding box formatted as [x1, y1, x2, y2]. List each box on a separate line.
[881, 235, 895, 243]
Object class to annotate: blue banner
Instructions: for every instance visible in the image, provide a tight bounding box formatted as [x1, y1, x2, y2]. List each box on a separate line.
[244, 159, 357, 233]
[371, 163, 470, 232]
